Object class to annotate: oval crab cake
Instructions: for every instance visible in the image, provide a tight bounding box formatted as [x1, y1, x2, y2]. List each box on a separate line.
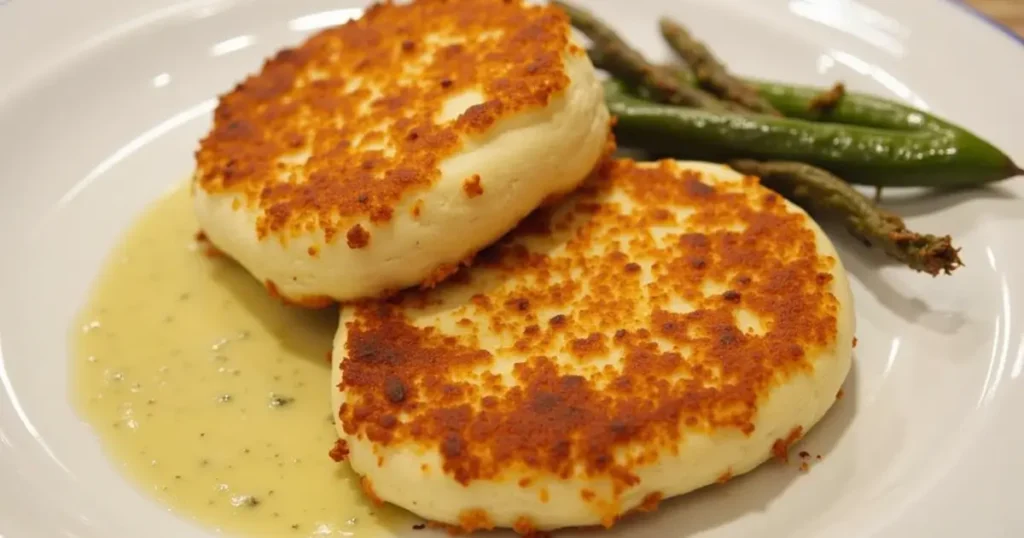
[192, 0, 611, 306]
[331, 160, 855, 532]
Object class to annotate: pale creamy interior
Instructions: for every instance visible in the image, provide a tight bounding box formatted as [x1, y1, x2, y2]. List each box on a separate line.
[72, 182, 412, 537]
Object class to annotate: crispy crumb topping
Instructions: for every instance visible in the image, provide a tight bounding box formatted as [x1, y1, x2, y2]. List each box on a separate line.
[463, 175, 484, 198]
[328, 438, 349, 462]
[338, 160, 841, 497]
[772, 426, 804, 463]
[194, 0, 578, 243]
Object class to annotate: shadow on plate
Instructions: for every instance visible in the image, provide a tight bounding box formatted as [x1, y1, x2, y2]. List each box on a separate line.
[820, 220, 969, 334]
[876, 183, 1019, 219]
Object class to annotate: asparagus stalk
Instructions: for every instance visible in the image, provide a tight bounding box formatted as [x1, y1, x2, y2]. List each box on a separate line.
[558, 0, 964, 276]
[729, 160, 962, 275]
[658, 17, 781, 116]
[552, 1, 731, 111]
[587, 48, 738, 111]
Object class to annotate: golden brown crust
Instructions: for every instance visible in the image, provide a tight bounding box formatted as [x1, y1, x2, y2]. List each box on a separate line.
[463, 174, 484, 198]
[457, 509, 494, 533]
[338, 160, 840, 498]
[512, 517, 538, 536]
[194, 230, 225, 258]
[345, 224, 370, 249]
[635, 492, 663, 513]
[360, 476, 383, 506]
[328, 439, 350, 462]
[771, 426, 804, 463]
[194, 0, 577, 243]
[421, 262, 463, 289]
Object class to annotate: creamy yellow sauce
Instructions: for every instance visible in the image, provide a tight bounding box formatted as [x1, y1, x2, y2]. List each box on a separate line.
[72, 183, 412, 537]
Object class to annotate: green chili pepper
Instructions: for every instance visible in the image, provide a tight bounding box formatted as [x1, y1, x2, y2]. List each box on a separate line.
[606, 79, 1020, 187]
[657, 64, 955, 132]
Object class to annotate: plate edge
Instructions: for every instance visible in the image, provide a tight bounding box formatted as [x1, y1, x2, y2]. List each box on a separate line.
[945, 0, 1024, 46]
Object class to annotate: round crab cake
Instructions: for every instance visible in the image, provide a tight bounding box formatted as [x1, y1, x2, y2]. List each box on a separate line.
[192, 0, 611, 306]
[331, 160, 855, 532]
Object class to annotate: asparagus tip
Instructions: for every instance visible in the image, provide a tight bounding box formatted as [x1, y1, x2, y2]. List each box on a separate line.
[730, 159, 963, 277]
[890, 232, 962, 276]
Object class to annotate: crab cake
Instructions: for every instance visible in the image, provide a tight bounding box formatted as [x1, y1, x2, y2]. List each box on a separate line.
[192, 0, 611, 306]
[330, 160, 855, 532]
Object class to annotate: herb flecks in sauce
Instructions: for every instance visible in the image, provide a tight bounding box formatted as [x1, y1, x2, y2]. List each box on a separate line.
[72, 183, 410, 537]
[269, 393, 296, 408]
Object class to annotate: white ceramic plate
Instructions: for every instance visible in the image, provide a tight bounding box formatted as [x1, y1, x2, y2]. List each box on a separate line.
[1, 0, 1022, 536]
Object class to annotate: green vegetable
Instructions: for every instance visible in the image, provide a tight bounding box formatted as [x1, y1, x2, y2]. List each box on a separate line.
[658, 17, 780, 115]
[605, 79, 1020, 187]
[552, 0, 730, 111]
[551, 0, 1015, 276]
[750, 78, 923, 129]
[729, 160, 962, 275]
[659, 63, 966, 132]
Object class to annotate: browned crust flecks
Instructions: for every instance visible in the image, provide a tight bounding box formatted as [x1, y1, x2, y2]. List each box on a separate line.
[346, 224, 371, 249]
[463, 174, 484, 198]
[194, 230, 225, 258]
[194, 0, 578, 243]
[635, 492, 663, 513]
[512, 516, 545, 537]
[338, 160, 841, 506]
[328, 438, 350, 461]
[421, 262, 462, 289]
[458, 508, 495, 533]
[772, 426, 804, 463]
[360, 476, 383, 506]
[421, 251, 479, 289]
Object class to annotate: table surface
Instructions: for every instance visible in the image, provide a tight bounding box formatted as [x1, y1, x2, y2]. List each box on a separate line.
[966, 0, 1024, 36]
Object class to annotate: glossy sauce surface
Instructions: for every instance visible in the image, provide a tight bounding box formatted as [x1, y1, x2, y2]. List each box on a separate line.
[72, 183, 411, 537]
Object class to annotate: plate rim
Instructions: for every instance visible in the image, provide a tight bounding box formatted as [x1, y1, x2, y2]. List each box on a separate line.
[0, 0, 1022, 107]
[0, 1, 1022, 537]
[946, 0, 1024, 45]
